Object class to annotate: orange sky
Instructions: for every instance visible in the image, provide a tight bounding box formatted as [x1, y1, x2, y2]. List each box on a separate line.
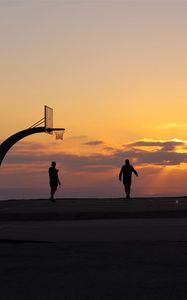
[1, 1, 187, 199]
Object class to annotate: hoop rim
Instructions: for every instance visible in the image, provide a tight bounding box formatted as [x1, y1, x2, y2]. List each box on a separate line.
[46, 128, 65, 134]
[46, 128, 65, 131]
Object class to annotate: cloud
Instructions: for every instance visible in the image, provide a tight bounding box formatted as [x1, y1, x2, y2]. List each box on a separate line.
[127, 149, 187, 166]
[129, 139, 186, 151]
[83, 140, 105, 146]
[3, 141, 187, 171]
[129, 140, 163, 147]
[2, 138, 187, 175]
[156, 123, 187, 129]
[9, 141, 47, 152]
[103, 146, 116, 152]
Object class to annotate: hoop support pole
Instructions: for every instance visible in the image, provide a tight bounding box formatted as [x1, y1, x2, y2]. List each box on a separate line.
[0, 127, 46, 166]
[29, 117, 45, 129]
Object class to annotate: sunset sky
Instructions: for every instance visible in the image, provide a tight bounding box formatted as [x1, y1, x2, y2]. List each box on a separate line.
[1, 0, 187, 199]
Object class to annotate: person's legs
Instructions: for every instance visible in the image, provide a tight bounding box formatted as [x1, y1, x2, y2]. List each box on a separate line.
[50, 184, 57, 201]
[124, 184, 130, 199]
[124, 180, 131, 199]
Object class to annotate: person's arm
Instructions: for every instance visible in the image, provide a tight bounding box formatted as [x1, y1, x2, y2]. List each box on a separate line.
[119, 167, 123, 181]
[132, 167, 138, 177]
[56, 169, 61, 186]
[48, 168, 52, 180]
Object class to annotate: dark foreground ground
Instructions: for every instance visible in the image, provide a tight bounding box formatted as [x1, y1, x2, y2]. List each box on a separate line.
[1, 240, 187, 300]
[1, 197, 187, 299]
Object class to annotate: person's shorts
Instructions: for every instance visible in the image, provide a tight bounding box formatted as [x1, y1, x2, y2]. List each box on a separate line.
[50, 182, 58, 189]
[123, 179, 131, 186]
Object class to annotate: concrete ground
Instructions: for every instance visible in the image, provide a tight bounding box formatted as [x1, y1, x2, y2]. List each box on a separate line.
[0, 197, 187, 220]
[1, 198, 187, 299]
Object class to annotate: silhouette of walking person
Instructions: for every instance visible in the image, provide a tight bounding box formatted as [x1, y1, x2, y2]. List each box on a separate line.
[119, 159, 138, 199]
[48, 161, 61, 201]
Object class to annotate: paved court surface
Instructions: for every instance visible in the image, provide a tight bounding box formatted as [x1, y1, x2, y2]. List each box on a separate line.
[1, 198, 187, 299]
[0, 197, 187, 220]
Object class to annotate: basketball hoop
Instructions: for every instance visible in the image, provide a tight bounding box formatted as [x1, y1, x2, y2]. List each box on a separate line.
[54, 129, 65, 140]
[0, 105, 66, 166]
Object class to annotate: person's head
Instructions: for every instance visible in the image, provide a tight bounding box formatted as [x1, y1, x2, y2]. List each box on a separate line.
[51, 161, 56, 167]
[125, 159, 130, 165]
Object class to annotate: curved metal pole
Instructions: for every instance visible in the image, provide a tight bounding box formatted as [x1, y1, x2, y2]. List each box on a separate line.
[0, 127, 49, 166]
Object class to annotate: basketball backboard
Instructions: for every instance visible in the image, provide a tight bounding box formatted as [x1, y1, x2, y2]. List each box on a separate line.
[29, 105, 64, 137]
[44, 105, 53, 132]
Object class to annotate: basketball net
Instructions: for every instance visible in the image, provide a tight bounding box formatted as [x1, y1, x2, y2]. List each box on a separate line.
[54, 130, 65, 140]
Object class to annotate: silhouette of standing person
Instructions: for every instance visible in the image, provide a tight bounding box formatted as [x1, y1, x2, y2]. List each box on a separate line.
[119, 159, 138, 199]
[48, 161, 61, 201]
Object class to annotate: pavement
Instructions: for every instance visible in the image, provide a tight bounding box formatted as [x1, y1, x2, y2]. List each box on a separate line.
[1, 197, 187, 300]
[0, 197, 187, 221]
